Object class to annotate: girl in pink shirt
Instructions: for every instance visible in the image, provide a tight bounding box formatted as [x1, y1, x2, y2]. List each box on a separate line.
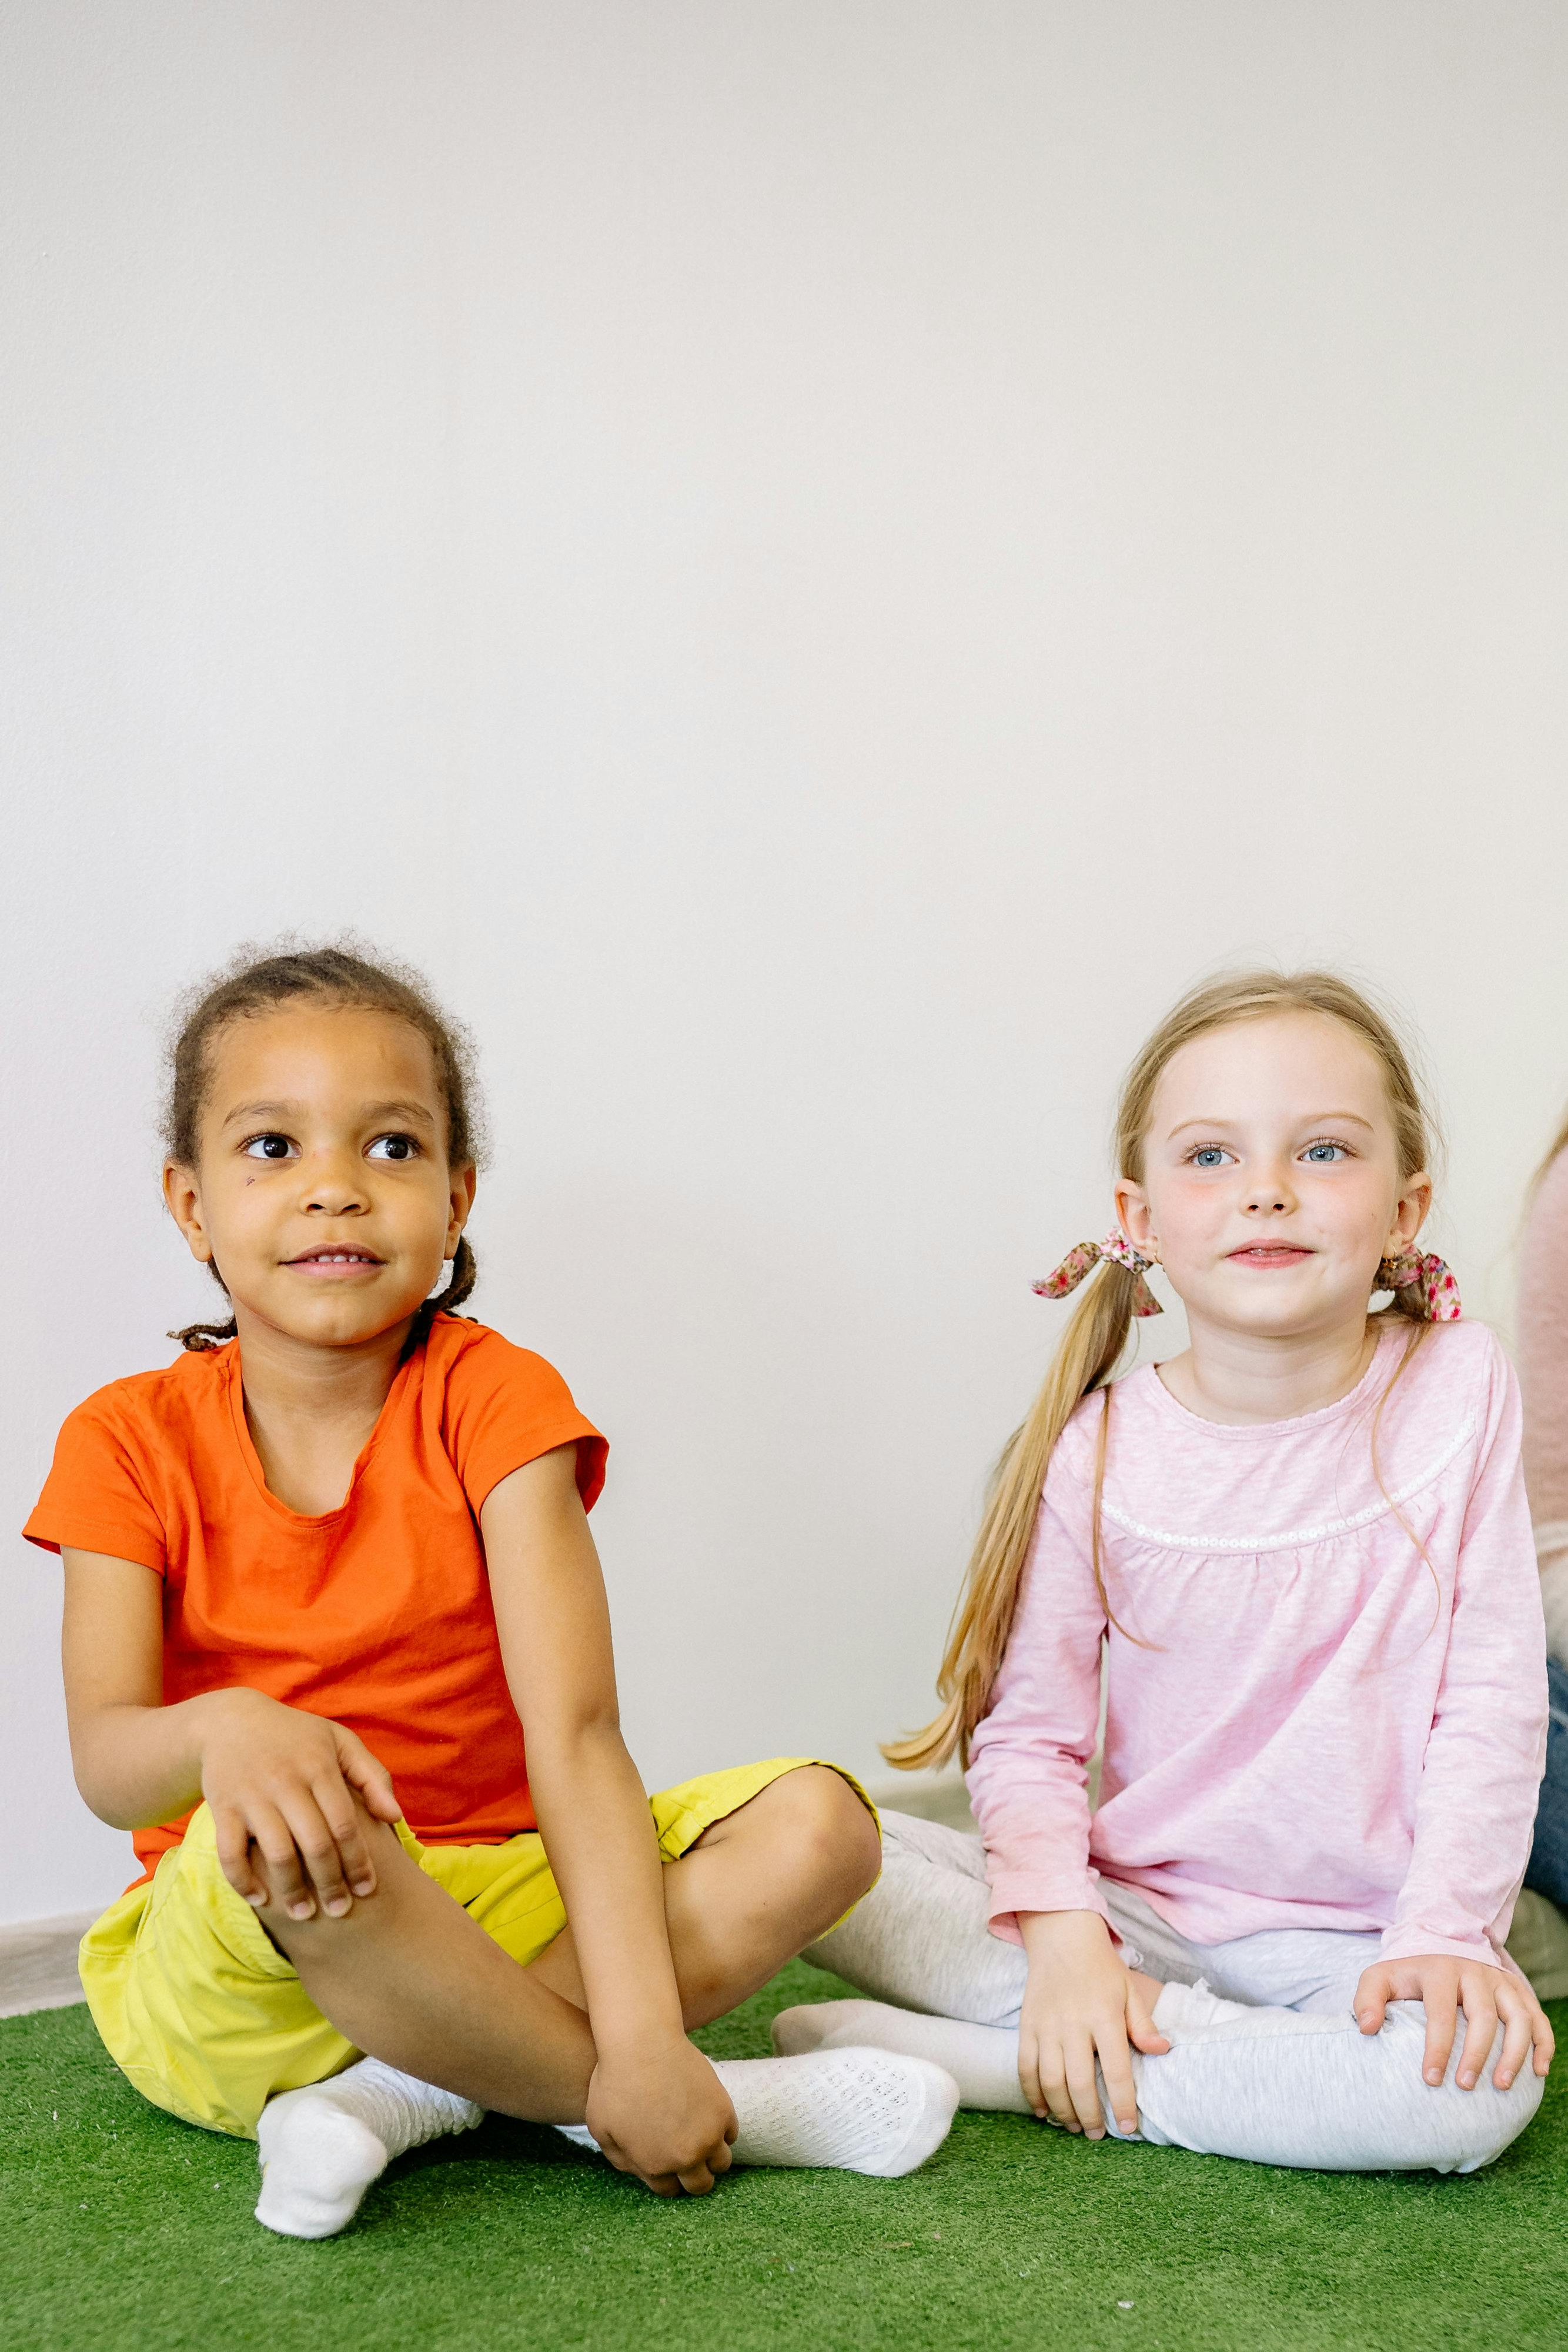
[778, 969, 1552, 2173]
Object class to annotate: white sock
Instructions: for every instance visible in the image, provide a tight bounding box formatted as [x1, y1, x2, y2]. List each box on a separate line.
[1151, 1977, 1255, 2039]
[255, 2057, 483, 2239]
[554, 2047, 959, 2179]
[774, 1997, 1032, 2113]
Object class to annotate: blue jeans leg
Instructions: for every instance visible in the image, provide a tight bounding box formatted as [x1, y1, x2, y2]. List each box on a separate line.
[1524, 1653, 1568, 1911]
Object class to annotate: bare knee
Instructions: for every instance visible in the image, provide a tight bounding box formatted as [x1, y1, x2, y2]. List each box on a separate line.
[763, 1766, 882, 1926]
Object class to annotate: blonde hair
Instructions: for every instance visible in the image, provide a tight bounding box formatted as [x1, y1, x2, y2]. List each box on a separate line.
[885, 968, 1439, 1773]
[1533, 1108, 1568, 1193]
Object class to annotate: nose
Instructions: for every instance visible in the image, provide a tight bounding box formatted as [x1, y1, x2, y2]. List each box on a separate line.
[299, 1147, 370, 1217]
[1242, 1159, 1296, 1217]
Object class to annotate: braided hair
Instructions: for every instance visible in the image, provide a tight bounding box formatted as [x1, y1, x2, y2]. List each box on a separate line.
[164, 940, 485, 1352]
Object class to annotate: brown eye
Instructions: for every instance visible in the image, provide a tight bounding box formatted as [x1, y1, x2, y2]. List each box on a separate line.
[367, 1133, 418, 1162]
[243, 1134, 295, 1161]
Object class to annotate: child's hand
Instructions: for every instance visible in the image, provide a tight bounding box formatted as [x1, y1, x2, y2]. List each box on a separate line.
[1353, 1955, 1555, 2090]
[1016, 1908, 1170, 2138]
[195, 1688, 403, 1922]
[586, 2037, 738, 2196]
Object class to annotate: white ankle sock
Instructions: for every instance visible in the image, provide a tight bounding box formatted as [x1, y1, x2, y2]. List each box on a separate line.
[1151, 1977, 1254, 2039]
[554, 2047, 958, 2179]
[255, 2057, 483, 2239]
[717, 2049, 958, 2176]
[774, 1997, 1033, 2113]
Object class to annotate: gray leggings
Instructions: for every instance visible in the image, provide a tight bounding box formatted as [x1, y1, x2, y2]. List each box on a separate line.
[805, 1812, 1544, 2173]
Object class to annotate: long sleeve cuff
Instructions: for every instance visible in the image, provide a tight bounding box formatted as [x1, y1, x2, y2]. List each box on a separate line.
[1378, 1925, 1523, 1977]
[987, 1870, 1112, 1946]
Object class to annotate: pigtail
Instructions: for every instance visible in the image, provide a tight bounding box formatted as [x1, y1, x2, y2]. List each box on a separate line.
[170, 1314, 239, 1352]
[170, 1257, 239, 1351]
[882, 1260, 1138, 1773]
[440, 1233, 479, 1315]
[403, 1235, 479, 1358]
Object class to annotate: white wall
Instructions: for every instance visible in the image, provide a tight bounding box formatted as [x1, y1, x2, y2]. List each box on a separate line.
[4, 1, 1567, 1923]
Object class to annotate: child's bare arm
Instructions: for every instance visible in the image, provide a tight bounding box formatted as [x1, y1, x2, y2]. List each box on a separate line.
[62, 1548, 400, 1919]
[481, 1448, 737, 2197]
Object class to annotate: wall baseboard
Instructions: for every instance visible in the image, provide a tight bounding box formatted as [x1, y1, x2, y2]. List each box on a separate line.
[0, 1911, 94, 2020]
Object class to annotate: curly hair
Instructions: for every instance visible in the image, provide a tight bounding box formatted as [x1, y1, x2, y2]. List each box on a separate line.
[163, 938, 484, 1352]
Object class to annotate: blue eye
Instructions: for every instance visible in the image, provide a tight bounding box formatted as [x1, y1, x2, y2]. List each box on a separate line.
[1191, 1147, 1229, 1169]
[1303, 1142, 1348, 1164]
[367, 1133, 418, 1162]
[242, 1134, 295, 1161]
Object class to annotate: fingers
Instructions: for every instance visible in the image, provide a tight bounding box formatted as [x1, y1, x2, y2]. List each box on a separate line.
[1492, 1989, 1534, 2091]
[1125, 1977, 1171, 2060]
[246, 1802, 315, 1920]
[602, 2137, 731, 2197]
[336, 1730, 403, 1825]
[1532, 2003, 1556, 2077]
[1036, 2047, 1081, 2133]
[249, 1794, 355, 1922]
[289, 1809, 356, 1919]
[249, 1779, 381, 1923]
[309, 1775, 377, 1901]
[1017, 2029, 1049, 2122]
[1453, 1987, 1499, 2092]
[1095, 2025, 1140, 2138]
[1353, 1965, 1392, 2038]
[265, 1786, 362, 1919]
[1063, 2038, 1106, 2140]
[1492, 1982, 1554, 2087]
[212, 1803, 263, 1905]
[1420, 1982, 1460, 2087]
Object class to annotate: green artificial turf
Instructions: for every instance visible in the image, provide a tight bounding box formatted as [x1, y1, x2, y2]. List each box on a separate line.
[2, 1969, 1564, 2352]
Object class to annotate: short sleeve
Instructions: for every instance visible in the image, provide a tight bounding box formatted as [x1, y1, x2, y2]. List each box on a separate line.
[24, 1392, 169, 1573]
[438, 1322, 607, 1514]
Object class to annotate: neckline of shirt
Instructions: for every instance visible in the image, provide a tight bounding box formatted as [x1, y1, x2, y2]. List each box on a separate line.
[1131, 1323, 1407, 1442]
[219, 1337, 420, 1528]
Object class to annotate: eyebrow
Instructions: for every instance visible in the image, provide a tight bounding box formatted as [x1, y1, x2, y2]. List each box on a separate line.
[220, 1097, 439, 1129]
[1165, 1111, 1378, 1140]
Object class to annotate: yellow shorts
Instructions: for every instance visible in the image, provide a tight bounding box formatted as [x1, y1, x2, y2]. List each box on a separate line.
[79, 1755, 871, 2140]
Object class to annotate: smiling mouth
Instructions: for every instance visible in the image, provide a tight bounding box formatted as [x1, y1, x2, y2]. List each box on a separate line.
[285, 1250, 385, 1271]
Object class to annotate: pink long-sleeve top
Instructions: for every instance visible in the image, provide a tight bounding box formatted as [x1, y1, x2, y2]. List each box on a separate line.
[967, 1320, 1547, 1971]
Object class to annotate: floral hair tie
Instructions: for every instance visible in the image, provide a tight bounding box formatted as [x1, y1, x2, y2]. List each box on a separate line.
[1375, 1250, 1462, 1322]
[1034, 1228, 1163, 1319]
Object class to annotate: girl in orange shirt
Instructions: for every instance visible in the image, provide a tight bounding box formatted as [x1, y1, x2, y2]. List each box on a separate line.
[28, 943, 957, 2237]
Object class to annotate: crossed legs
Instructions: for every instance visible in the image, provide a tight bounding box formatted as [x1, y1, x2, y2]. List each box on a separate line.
[785, 1810, 1546, 2175]
[256, 1765, 882, 2125]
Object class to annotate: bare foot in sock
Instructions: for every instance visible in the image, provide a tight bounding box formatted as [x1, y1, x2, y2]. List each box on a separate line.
[556, 2047, 959, 2179]
[255, 2057, 483, 2239]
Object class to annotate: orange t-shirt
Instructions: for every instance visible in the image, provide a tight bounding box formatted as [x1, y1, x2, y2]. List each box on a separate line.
[25, 1314, 607, 1885]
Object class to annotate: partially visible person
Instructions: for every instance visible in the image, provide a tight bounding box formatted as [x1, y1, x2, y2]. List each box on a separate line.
[1516, 1125, 1568, 1912]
